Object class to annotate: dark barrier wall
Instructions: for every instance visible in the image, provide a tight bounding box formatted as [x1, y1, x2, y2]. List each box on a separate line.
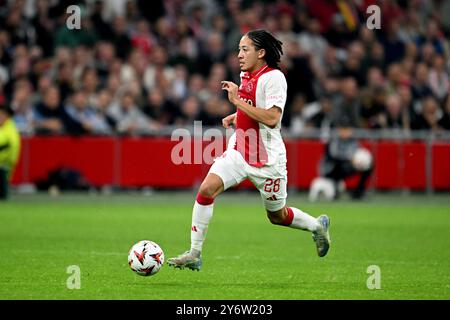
[11, 136, 450, 190]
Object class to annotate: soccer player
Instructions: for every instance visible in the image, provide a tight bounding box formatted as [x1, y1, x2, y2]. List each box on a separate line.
[0, 104, 20, 200]
[168, 30, 331, 271]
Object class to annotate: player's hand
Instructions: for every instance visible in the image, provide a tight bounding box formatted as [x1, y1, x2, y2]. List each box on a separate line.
[222, 113, 236, 129]
[221, 81, 239, 105]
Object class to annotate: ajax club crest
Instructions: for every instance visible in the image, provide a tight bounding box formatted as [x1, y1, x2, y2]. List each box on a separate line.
[245, 81, 254, 93]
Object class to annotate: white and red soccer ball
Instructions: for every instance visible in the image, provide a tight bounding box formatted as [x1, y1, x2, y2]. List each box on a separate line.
[128, 240, 164, 276]
[352, 148, 373, 171]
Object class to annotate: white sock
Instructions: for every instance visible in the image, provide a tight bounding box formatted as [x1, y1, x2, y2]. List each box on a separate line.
[287, 207, 320, 232]
[190, 198, 214, 253]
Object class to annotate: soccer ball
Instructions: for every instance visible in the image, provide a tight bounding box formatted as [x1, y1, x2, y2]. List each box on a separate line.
[128, 240, 164, 276]
[352, 148, 373, 171]
[309, 177, 345, 202]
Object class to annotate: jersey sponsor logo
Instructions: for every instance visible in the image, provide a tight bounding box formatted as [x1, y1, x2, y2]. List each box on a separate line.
[266, 195, 278, 201]
[267, 94, 284, 101]
[238, 96, 254, 106]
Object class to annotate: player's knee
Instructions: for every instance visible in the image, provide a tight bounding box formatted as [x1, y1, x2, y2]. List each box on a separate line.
[266, 209, 285, 225]
[198, 182, 218, 199]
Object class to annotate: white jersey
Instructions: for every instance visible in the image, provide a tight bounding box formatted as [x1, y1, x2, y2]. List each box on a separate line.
[228, 64, 288, 167]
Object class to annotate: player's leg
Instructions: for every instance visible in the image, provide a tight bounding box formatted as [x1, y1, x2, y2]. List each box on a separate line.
[167, 173, 224, 271]
[266, 206, 320, 233]
[0, 167, 9, 200]
[266, 206, 331, 257]
[190, 173, 224, 255]
[168, 150, 247, 270]
[253, 166, 331, 257]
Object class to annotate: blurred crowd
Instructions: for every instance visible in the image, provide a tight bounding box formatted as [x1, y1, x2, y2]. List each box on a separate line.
[0, 0, 449, 136]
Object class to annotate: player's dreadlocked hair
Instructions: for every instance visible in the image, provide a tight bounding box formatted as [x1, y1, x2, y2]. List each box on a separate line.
[246, 29, 283, 69]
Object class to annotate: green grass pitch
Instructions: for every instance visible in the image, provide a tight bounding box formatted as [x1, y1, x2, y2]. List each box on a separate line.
[1, 192, 449, 300]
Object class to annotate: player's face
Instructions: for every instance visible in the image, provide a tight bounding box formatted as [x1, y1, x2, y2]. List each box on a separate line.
[238, 36, 265, 73]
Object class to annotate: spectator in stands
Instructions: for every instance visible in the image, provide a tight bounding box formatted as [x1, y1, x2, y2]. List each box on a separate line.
[143, 46, 175, 93]
[0, 4, 29, 46]
[285, 40, 316, 103]
[90, 0, 110, 41]
[324, 13, 355, 48]
[411, 63, 434, 102]
[32, 86, 62, 135]
[428, 54, 449, 103]
[398, 10, 421, 44]
[289, 93, 309, 135]
[274, 11, 297, 47]
[339, 45, 365, 86]
[385, 63, 404, 94]
[412, 96, 443, 131]
[3, 51, 31, 102]
[109, 16, 132, 60]
[64, 90, 112, 135]
[170, 65, 189, 103]
[199, 96, 232, 127]
[55, 62, 75, 102]
[73, 46, 94, 87]
[197, 32, 227, 77]
[362, 41, 386, 72]
[298, 18, 328, 71]
[380, 20, 405, 65]
[330, 77, 361, 128]
[398, 84, 415, 130]
[95, 41, 117, 81]
[187, 73, 209, 102]
[11, 80, 34, 135]
[420, 35, 436, 59]
[438, 95, 450, 130]
[175, 95, 201, 126]
[32, 85, 87, 135]
[142, 89, 178, 126]
[376, 93, 409, 130]
[80, 67, 100, 107]
[105, 74, 123, 107]
[130, 19, 155, 57]
[319, 46, 342, 78]
[32, 75, 53, 106]
[168, 35, 198, 75]
[107, 91, 158, 135]
[30, 0, 55, 57]
[94, 89, 117, 133]
[416, 19, 445, 55]
[360, 67, 386, 128]
[306, 94, 334, 133]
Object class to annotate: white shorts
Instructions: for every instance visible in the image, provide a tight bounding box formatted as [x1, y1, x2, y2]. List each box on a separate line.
[209, 149, 287, 211]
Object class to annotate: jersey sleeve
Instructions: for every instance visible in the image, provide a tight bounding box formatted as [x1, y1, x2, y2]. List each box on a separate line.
[263, 70, 287, 111]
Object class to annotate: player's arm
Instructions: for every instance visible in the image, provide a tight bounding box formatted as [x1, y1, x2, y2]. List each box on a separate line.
[234, 99, 281, 129]
[221, 81, 281, 129]
[222, 112, 237, 128]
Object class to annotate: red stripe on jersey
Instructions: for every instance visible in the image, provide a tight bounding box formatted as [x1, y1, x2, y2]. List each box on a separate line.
[234, 64, 273, 167]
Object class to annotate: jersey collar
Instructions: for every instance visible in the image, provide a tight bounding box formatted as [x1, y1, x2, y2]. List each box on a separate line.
[243, 64, 269, 79]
